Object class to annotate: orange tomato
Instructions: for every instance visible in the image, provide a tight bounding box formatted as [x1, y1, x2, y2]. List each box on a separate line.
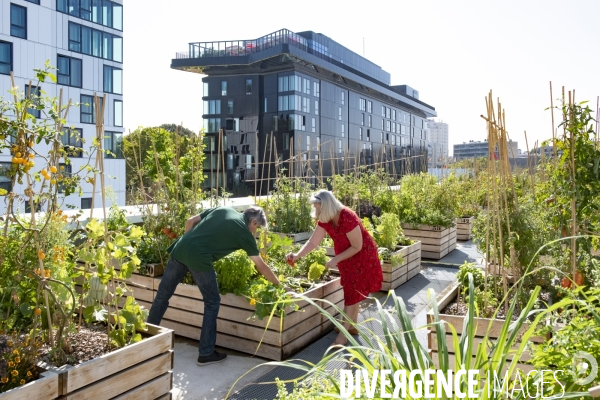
[574, 270, 585, 286]
[169, 232, 177, 239]
[34, 308, 42, 315]
[561, 277, 571, 289]
[162, 227, 171, 235]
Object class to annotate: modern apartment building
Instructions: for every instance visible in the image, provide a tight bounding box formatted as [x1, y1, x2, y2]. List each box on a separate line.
[453, 139, 518, 160]
[427, 119, 449, 168]
[171, 29, 437, 193]
[0, 0, 124, 214]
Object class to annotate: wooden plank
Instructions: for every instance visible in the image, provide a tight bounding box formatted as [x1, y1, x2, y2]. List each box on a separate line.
[112, 372, 172, 400]
[429, 332, 532, 361]
[58, 324, 173, 394]
[282, 319, 335, 359]
[0, 369, 59, 400]
[430, 352, 535, 373]
[402, 224, 450, 233]
[62, 352, 172, 400]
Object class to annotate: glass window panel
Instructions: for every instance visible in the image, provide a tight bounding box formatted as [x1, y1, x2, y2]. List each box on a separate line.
[114, 100, 122, 126]
[102, 32, 112, 59]
[69, 23, 81, 52]
[80, 0, 91, 20]
[227, 100, 233, 114]
[112, 3, 122, 30]
[113, 68, 122, 94]
[203, 82, 209, 96]
[57, 56, 70, 85]
[245, 79, 252, 94]
[278, 77, 283, 92]
[221, 81, 227, 96]
[57, 0, 67, 13]
[68, 0, 79, 16]
[10, 4, 27, 39]
[92, 0, 102, 23]
[112, 36, 122, 62]
[92, 29, 102, 57]
[82, 25, 92, 55]
[314, 100, 318, 115]
[102, 0, 112, 27]
[71, 58, 82, 87]
[209, 101, 215, 114]
[103, 65, 112, 92]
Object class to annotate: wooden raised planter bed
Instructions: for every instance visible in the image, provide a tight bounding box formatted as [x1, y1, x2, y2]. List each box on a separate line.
[427, 285, 541, 373]
[381, 241, 422, 291]
[455, 217, 474, 241]
[402, 224, 457, 260]
[0, 368, 59, 400]
[140, 277, 343, 361]
[50, 324, 173, 400]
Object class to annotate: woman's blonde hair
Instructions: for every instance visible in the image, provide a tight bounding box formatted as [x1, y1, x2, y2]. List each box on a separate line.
[309, 189, 344, 223]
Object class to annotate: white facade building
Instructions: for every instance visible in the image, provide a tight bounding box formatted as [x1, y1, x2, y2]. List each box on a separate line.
[0, 0, 124, 214]
[427, 119, 449, 167]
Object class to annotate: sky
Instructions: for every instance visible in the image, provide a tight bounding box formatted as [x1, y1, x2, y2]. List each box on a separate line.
[123, 0, 600, 156]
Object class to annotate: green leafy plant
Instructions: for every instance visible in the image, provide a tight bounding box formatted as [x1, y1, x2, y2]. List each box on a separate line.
[308, 263, 325, 281]
[372, 212, 403, 251]
[214, 250, 257, 295]
[397, 172, 456, 228]
[261, 174, 313, 234]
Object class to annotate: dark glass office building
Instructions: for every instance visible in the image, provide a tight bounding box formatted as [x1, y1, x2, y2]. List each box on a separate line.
[171, 29, 437, 193]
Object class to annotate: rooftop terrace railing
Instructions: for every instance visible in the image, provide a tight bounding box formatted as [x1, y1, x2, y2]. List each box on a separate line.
[176, 29, 309, 60]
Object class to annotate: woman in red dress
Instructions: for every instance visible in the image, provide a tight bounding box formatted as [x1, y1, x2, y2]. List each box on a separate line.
[286, 189, 382, 345]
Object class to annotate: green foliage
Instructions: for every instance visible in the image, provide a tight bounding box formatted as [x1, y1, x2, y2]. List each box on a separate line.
[372, 212, 403, 250]
[213, 250, 257, 295]
[308, 262, 325, 281]
[261, 174, 313, 234]
[397, 172, 455, 228]
[456, 262, 485, 290]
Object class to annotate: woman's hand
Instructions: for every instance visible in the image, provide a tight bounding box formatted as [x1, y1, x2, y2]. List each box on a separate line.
[285, 252, 299, 267]
[326, 257, 338, 270]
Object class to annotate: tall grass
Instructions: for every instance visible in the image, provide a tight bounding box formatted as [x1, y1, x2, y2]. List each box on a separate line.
[230, 273, 592, 399]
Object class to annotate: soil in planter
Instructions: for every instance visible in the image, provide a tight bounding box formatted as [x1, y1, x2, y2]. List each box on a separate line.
[39, 322, 116, 366]
[441, 292, 551, 322]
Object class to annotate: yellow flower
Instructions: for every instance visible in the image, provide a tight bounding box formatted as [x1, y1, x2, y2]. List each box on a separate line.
[20, 379, 25, 385]
[26, 371, 32, 377]
[8, 361, 14, 368]
[11, 370, 18, 376]
[14, 357, 20, 364]
[38, 250, 45, 260]
[13, 349, 18, 355]
[1, 377, 8, 383]
[249, 298, 256, 305]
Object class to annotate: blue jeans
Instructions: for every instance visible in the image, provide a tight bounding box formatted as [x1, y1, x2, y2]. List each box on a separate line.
[147, 257, 221, 356]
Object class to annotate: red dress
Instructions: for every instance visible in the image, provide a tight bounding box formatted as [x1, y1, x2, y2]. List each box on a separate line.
[318, 207, 382, 305]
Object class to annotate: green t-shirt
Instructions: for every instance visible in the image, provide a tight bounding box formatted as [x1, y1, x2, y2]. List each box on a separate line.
[167, 207, 259, 272]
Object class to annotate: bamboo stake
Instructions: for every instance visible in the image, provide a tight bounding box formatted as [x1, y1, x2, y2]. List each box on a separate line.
[568, 91, 577, 281]
[259, 131, 268, 197]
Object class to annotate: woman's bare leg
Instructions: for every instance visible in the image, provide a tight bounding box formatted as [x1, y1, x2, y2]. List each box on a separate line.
[333, 303, 360, 345]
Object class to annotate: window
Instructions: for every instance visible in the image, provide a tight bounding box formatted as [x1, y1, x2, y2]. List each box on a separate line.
[203, 118, 221, 133]
[25, 85, 40, 118]
[382, 105, 385, 117]
[264, 98, 267, 112]
[341, 124, 345, 138]
[68, 22, 122, 62]
[367, 129, 370, 141]
[386, 108, 391, 119]
[221, 81, 227, 96]
[0, 163, 12, 194]
[316, 136, 320, 149]
[58, 0, 122, 30]
[313, 81, 320, 97]
[61, 127, 83, 157]
[227, 100, 233, 114]
[341, 92, 345, 105]
[306, 135, 310, 148]
[359, 98, 366, 111]
[302, 97, 310, 113]
[311, 118, 315, 133]
[338, 139, 342, 154]
[0, 42, 12, 75]
[25, 200, 42, 213]
[386, 120, 391, 132]
[368, 115, 372, 127]
[81, 198, 93, 209]
[245, 79, 252, 94]
[367, 101, 372, 113]
[104, 131, 123, 158]
[203, 82, 209, 96]
[26, 0, 40, 3]
[103, 65, 122, 94]
[245, 155, 253, 170]
[380, 132, 383, 143]
[80, 94, 102, 124]
[393, 110, 396, 120]
[283, 133, 289, 150]
[114, 100, 122, 127]
[359, 127, 363, 141]
[314, 100, 319, 115]
[338, 107, 342, 120]
[303, 78, 310, 95]
[381, 119, 384, 130]
[203, 100, 221, 115]
[57, 55, 82, 87]
[11, 4, 27, 39]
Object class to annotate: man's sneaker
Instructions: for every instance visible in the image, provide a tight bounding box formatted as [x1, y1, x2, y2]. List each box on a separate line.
[197, 351, 227, 366]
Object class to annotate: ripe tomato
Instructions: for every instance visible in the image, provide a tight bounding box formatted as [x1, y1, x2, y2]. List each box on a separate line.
[169, 232, 177, 239]
[560, 277, 571, 289]
[286, 258, 295, 268]
[574, 270, 585, 286]
[162, 227, 171, 235]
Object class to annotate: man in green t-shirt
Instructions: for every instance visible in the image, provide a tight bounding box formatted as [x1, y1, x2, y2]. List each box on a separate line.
[147, 206, 284, 366]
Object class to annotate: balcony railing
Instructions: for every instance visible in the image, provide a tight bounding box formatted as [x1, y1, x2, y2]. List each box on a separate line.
[176, 29, 308, 60]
